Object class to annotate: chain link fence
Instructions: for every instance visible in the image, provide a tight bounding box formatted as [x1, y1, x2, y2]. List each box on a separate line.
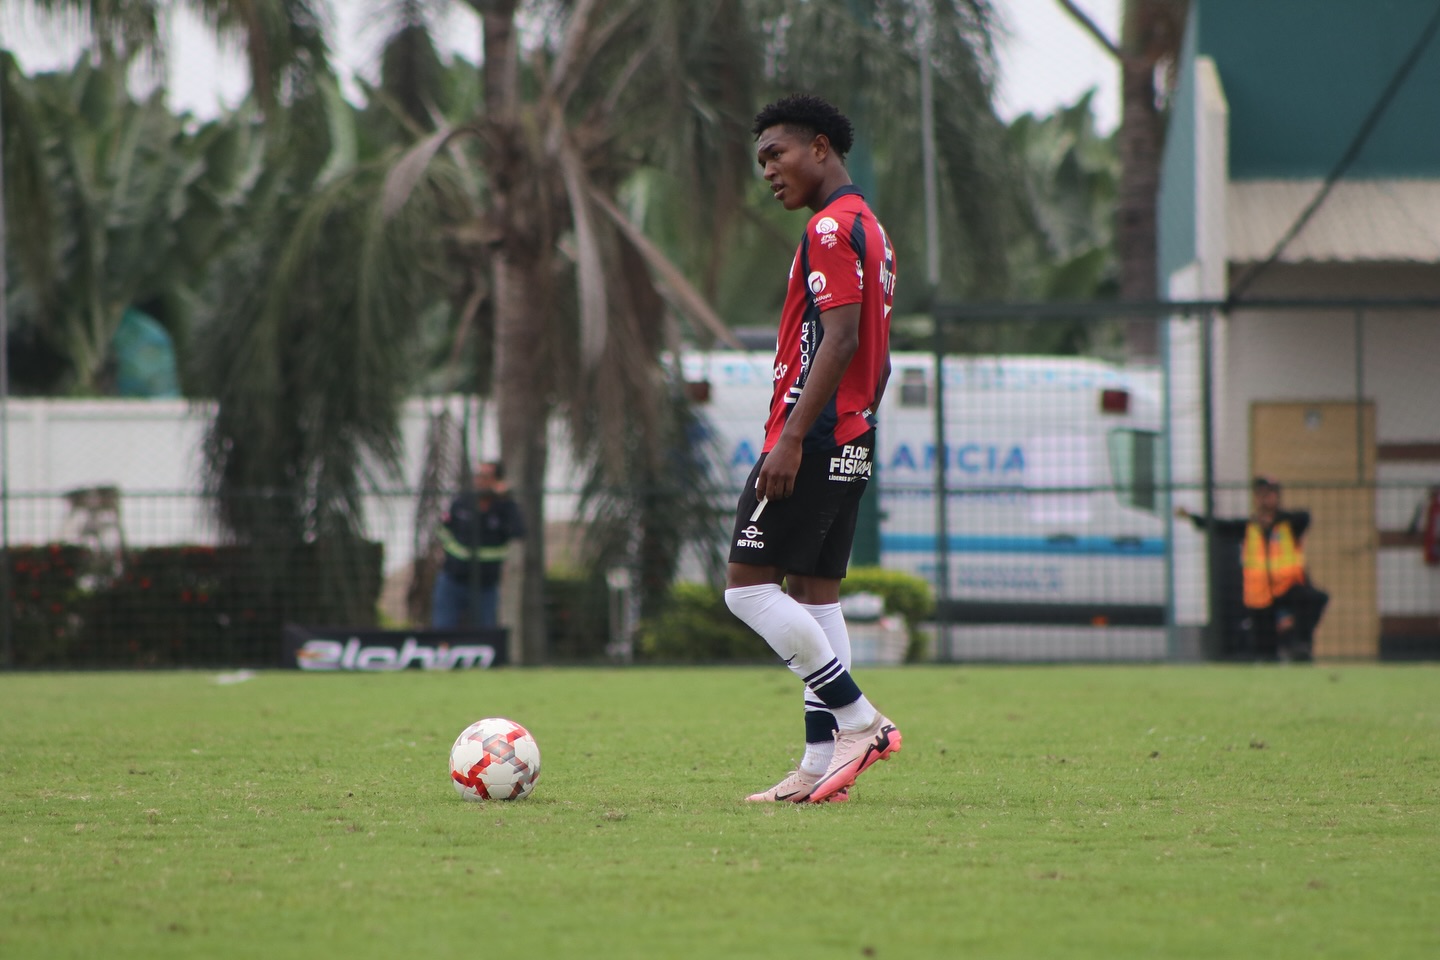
[4, 300, 1440, 666]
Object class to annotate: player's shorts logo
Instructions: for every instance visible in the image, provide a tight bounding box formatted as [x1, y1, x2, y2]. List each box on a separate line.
[736, 524, 765, 549]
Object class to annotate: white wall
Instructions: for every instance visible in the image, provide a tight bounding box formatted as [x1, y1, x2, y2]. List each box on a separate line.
[1164, 56, 1232, 628]
[1, 396, 579, 577]
[1216, 287, 1440, 625]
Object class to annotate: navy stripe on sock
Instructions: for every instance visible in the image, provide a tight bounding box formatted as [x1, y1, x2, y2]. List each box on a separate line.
[808, 668, 863, 709]
[805, 709, 839, 744]
[803, 658, 844, 687]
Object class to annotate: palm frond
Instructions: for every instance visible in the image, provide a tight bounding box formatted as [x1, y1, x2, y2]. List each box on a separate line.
[588, 188, 742, 349]
[554, 126, 609, 368]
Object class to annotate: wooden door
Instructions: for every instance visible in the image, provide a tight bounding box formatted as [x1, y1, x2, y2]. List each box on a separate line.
[1251, 402, 1377, 658]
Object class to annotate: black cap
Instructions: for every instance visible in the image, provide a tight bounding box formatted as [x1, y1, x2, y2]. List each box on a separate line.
[1253, 474, 1281, 491]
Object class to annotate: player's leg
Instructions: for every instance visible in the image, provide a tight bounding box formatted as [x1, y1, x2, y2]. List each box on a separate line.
[796, 595, 852, 781]
[792, 431, 901, 802]
[724, 454, 842, 687]
[728, 454, 850, 802]
[742, 589, 858, 803]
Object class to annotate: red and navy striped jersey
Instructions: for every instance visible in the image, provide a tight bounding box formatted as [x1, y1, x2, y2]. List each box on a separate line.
[763, 186, 896, 453]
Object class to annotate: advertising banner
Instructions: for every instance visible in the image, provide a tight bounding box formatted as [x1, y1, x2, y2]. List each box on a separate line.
[284, 625, 508, 671]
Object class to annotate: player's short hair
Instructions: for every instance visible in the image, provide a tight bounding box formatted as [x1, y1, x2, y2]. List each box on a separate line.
[1253, 474, 1280, 492]
[752, 94, 854, 160]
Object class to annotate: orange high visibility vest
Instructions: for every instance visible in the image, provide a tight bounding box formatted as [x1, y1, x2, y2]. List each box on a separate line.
[1242, 520, 1307, 608]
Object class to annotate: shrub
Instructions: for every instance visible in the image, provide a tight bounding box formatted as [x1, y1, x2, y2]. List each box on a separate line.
[6, 542, 383, 668]
[545, 574, 613, 662]
[635, 582, 769, 663]
[7, 545, 88, 666]
[631, 568, 935, 664]
[840, 567, 936, 662]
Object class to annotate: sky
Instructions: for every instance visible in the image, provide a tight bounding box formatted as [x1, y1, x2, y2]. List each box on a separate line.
[3, 0, 1122, 132]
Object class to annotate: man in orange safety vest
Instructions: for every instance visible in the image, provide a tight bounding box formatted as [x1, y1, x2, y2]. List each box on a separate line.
[1178, 476, 1323, 661]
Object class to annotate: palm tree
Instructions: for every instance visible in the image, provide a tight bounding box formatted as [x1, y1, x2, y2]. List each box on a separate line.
[1056, 0, 1188, 357]
[382, 0, 759, 661]
[7, 1, 466, 632]
[194, 53, 484, 629]
[382, 0, 1024, 660]
[3, 0, 334, 394]
[0, 54, 273, 394]
[11, 0, 1024, 664]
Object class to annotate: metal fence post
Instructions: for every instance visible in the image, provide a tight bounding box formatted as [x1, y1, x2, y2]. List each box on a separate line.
[0, 81, 11, 669]
[1200, 308, 1219, 658]
[932, 310, 951, 660]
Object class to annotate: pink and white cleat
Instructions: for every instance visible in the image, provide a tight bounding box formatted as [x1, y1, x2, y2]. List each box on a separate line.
[745, 769, 849, 803]
[807, 713, 900, 803]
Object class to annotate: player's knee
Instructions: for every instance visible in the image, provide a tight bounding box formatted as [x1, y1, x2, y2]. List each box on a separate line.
[725, 583, 781, 625]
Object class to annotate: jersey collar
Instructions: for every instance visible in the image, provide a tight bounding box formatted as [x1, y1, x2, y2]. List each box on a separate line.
[821, 184, 865, 208]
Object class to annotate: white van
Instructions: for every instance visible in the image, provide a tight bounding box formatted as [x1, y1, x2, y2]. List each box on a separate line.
[683, 351, 1170, 659]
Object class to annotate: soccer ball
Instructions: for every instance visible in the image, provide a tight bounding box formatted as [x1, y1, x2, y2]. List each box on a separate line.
[449, 717, 542, 801]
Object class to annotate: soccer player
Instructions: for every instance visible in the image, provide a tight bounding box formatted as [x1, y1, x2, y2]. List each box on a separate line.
[725, 94, 901, 804]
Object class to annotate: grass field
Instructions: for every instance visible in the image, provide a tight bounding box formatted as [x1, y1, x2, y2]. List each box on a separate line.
[2, 664, 1438, 959]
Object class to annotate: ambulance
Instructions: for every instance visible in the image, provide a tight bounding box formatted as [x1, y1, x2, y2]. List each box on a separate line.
[683, 351, 1170, 659]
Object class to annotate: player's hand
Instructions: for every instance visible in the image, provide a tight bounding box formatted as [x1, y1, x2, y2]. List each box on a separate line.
[755, 437, 802, 501]
[1174, 506, 1190, 519]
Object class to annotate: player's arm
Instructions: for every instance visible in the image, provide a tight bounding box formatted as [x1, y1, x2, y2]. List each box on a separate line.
[755, 303, 861, 501]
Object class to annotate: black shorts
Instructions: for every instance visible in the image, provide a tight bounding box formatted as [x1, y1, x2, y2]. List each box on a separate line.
[727, 430, 875, 578]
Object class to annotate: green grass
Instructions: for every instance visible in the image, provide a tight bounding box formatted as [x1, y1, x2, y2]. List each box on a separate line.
[2, 665, 1438, 959]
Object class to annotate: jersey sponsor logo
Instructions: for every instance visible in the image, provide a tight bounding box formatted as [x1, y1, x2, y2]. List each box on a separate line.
[772, 361, 789, 381]
[815, 216, 840, 248]
[807, 271, 827, 295]
[736, 523, 765, 549]
[829, 442, 873, 482]
[798, 317, 816, 379]
[878, 223, 897, 304]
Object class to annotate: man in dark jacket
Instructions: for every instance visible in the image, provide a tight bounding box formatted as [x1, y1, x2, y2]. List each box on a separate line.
[430, 461, 525, 629]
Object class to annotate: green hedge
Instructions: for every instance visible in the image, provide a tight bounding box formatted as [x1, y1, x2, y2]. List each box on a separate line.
[839, 566, 936, 661]
[635, 582, 770, 663]
[634, 567, 934, 664]
[544, 574, 613, 662]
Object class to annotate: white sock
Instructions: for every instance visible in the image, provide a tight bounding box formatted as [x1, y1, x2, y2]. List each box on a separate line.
[800, 601, 851, 668]
[830, 698, 878, 732]
[726, 585, 876, 735]
[799, 601, 874, 730]
[798, 601, 851, 770]
[799, 741, 833, 778]
[724, 584, 837, 679]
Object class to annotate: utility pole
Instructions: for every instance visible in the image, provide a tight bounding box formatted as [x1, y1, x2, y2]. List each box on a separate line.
[1, 71, 13, 668]
[918, 1, 949, 659]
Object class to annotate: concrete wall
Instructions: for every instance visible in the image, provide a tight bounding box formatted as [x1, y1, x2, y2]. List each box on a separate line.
[0, 396, 580, 578]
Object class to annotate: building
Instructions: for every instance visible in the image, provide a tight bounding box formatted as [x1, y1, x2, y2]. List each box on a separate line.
[1159, 0, 1440, 658]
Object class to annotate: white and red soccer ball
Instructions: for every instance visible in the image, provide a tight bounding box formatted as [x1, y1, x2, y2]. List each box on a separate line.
[449, 717, 541, 801]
